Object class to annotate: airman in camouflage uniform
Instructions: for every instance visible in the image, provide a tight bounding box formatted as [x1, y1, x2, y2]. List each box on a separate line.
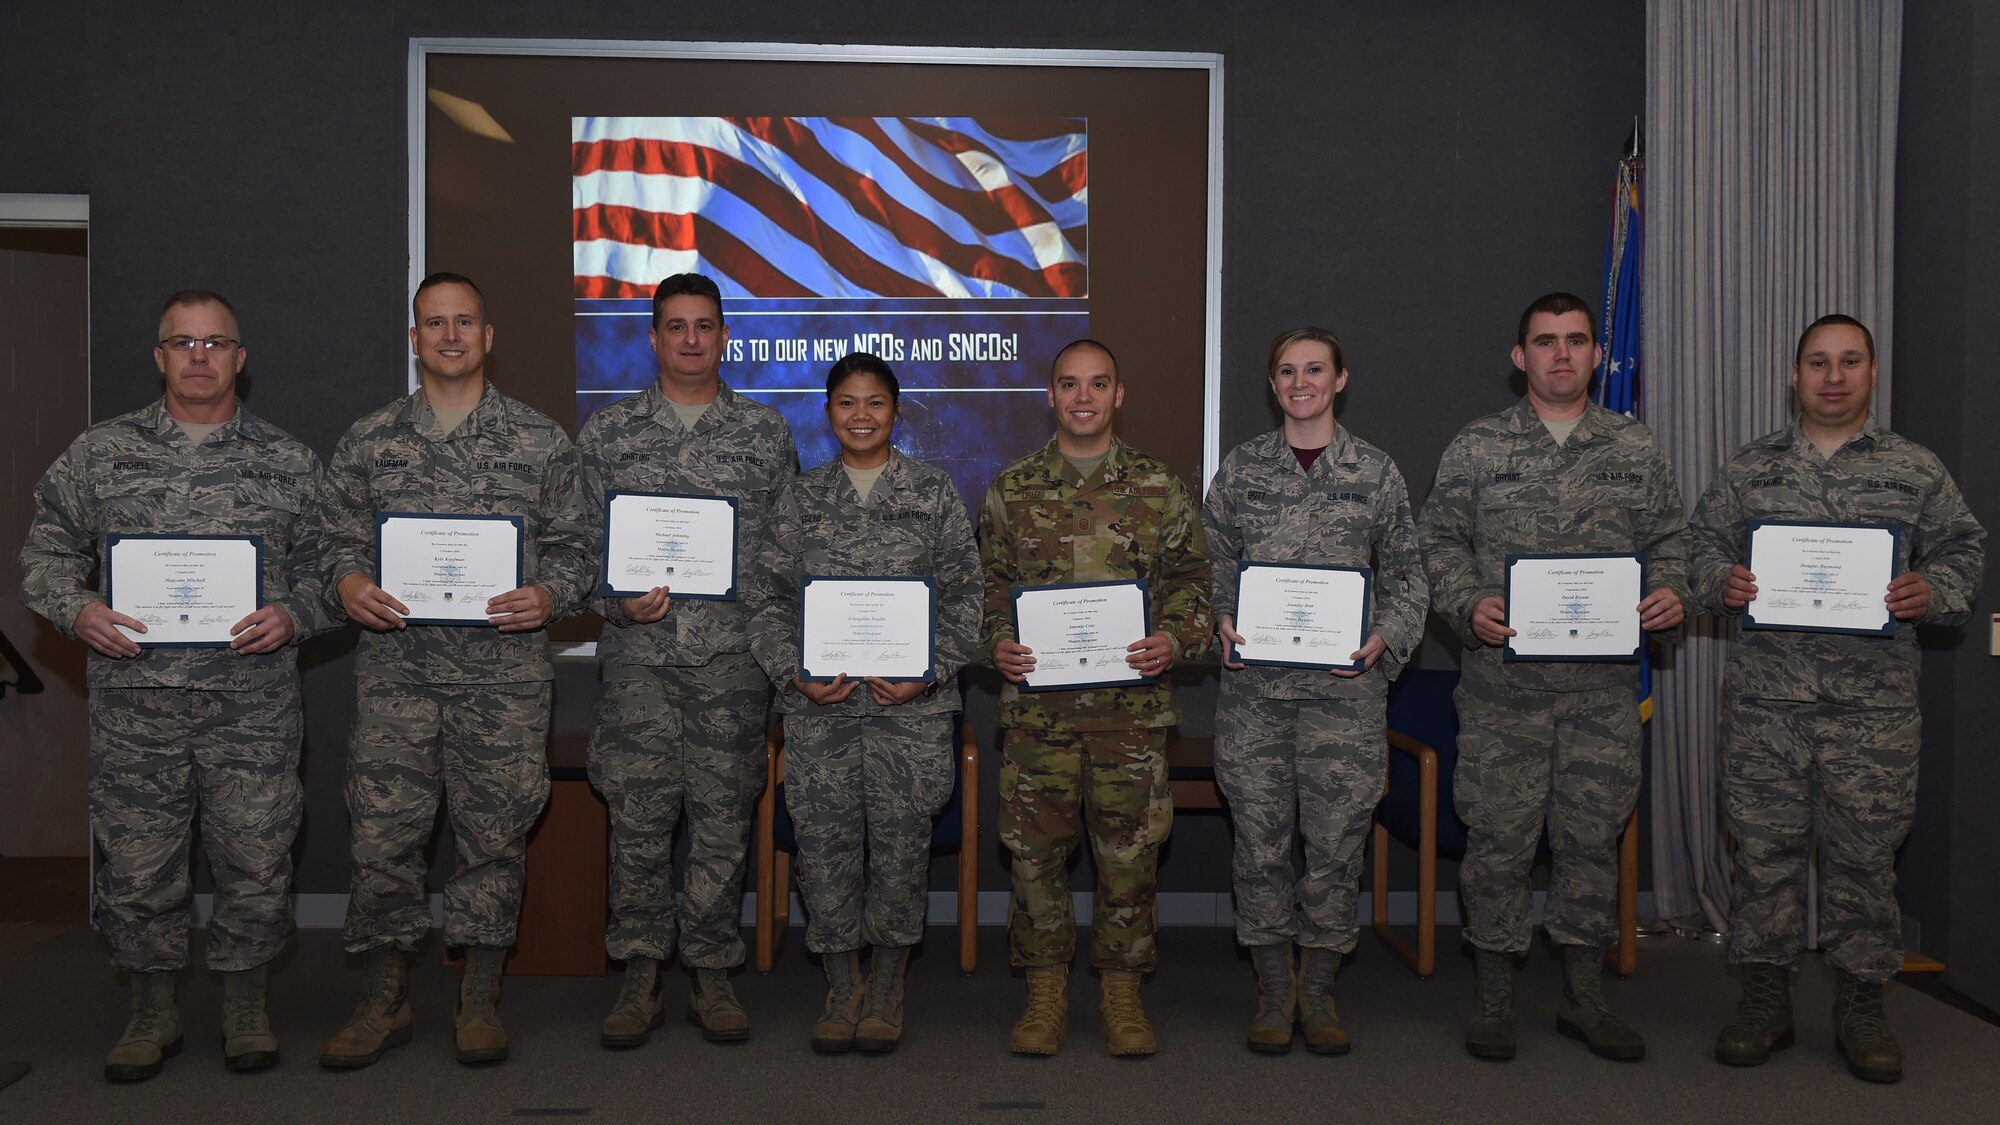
[578, 273, 794, 1049]
[746, 354, 982, 1052]
[317, 273, 595, 1068]
[19, 290, 328, 1080]
[1202, 327, 1430, 1054]
[1690, 315, 1985, 1083]
[982, 340, 1212, 1057]
[1420, 293, 1688, 1063]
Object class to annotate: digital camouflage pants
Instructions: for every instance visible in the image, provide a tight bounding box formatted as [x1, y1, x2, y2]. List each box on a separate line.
[1453, 679, 1639, 953]
[342, 678, 551, 953]
[1214, 690, 1386, 952]
[1722, 695, 1919, 984]
[91, 685, 302, 973]
[782, 711, 955, 952]
[588, 655, 770, 968]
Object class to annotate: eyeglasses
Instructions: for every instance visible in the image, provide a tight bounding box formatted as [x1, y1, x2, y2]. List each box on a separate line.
[159, 336, 240, 353]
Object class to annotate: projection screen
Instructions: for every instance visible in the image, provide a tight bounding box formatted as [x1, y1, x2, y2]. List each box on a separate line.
[410, 39, 1221, 514]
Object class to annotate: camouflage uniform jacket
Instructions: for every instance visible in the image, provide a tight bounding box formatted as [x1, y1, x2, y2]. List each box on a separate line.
[1689, 421, 1985, 708]
[19, 398, 330, 690]
[1203, 426, 1430, 698]
[1420, 398, 1689, 692]
[748, 448, 980, 718]
[319, 382, 594, 685]
[978, 436, 1212, 731]
[579, 380, 797, 668]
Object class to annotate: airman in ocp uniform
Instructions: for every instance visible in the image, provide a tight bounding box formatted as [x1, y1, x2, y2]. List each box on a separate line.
[982, 339, 1212, 1057]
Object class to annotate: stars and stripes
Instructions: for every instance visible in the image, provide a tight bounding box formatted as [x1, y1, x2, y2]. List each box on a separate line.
[573, 116, 1088, 300]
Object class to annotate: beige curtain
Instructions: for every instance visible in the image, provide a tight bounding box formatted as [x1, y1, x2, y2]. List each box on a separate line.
[1644, 0, 1902, 932]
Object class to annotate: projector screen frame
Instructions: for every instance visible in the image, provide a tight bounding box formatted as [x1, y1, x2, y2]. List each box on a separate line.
[407, 37, 1225, 487]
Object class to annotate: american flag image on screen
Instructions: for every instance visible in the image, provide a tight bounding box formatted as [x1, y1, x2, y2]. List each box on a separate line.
[571, 116, 1088, 300]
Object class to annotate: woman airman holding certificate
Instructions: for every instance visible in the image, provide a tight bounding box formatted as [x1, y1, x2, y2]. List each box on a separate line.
[1200, 326, 1430, 1055]
[746, 352, 980, 1055]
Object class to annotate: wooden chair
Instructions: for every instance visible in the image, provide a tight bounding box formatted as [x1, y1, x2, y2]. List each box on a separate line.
[754, 717, 981, 973]
[1373, 668, 1640, 977]
[1164, 733, 1224, 810]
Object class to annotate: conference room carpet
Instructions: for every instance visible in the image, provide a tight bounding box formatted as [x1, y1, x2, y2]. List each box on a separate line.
[1, 923, 1995, 1123]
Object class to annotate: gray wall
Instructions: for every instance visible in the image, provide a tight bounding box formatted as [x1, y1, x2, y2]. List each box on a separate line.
[1892, 0, 2000, 1010]
[0, 2, 1642, 900]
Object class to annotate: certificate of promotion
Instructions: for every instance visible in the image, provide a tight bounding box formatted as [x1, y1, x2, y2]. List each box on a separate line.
[105, 534, 263, 647]
[1743, 520, 1899, 636]
[1232, 563, 1372, 671]
[797, 576, 937, 683]
[601, 491, 739, 600]
[376, 512, 524, 626]
[1010, 580, 1152, 692]
[1504, 553, 1646, 662]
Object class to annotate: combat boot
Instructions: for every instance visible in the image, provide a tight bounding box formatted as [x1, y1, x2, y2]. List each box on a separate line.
[1245, 943, 1296, 1054]
[1464, 949, 1516, 1060]
[1555, 943, 1645, 1061]
[811, 949, 867, 1053]
[1298, 946, 1350, 1055]
[1833, 970, 1902, 1083]
[1714, 963, 1794, 1066]
[1007, 964, 1068, 1055]
[320, 947, 413, 1069]
[1099, 969, 1156, 1057]
[455, 945, 509, 1065]
[686, 967, 751, 1042]
[105, 971, 182, 1082]
[855, 945, 911, 1053]
[600, 956, 665, 1049]
[221, 964, 279, 1073]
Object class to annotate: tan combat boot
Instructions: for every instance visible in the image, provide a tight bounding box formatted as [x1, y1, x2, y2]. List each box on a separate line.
[320, 947, 413, 1069]
[455, 945, 509, 1065]
[1834, 970, 1902, 1083]
[855, 945, 911, 1053]
[1007, 964, 1068, 1055]
[1465, 948, 1516, 1061]
[105, 971, 182, 1082]
[1555, 943, 1645, 1061]
[686, 967, 751, 1042]
[600, 956, 665, 1050]
[1099, 969, 1156, 1056]
[811, 949, 867, 1053]
[1298, 947, 1350, 1055]
[221, 964, 280, 1072]
[1714, 962, 1794, 1066]
[1246, 943, 1296, 1054]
